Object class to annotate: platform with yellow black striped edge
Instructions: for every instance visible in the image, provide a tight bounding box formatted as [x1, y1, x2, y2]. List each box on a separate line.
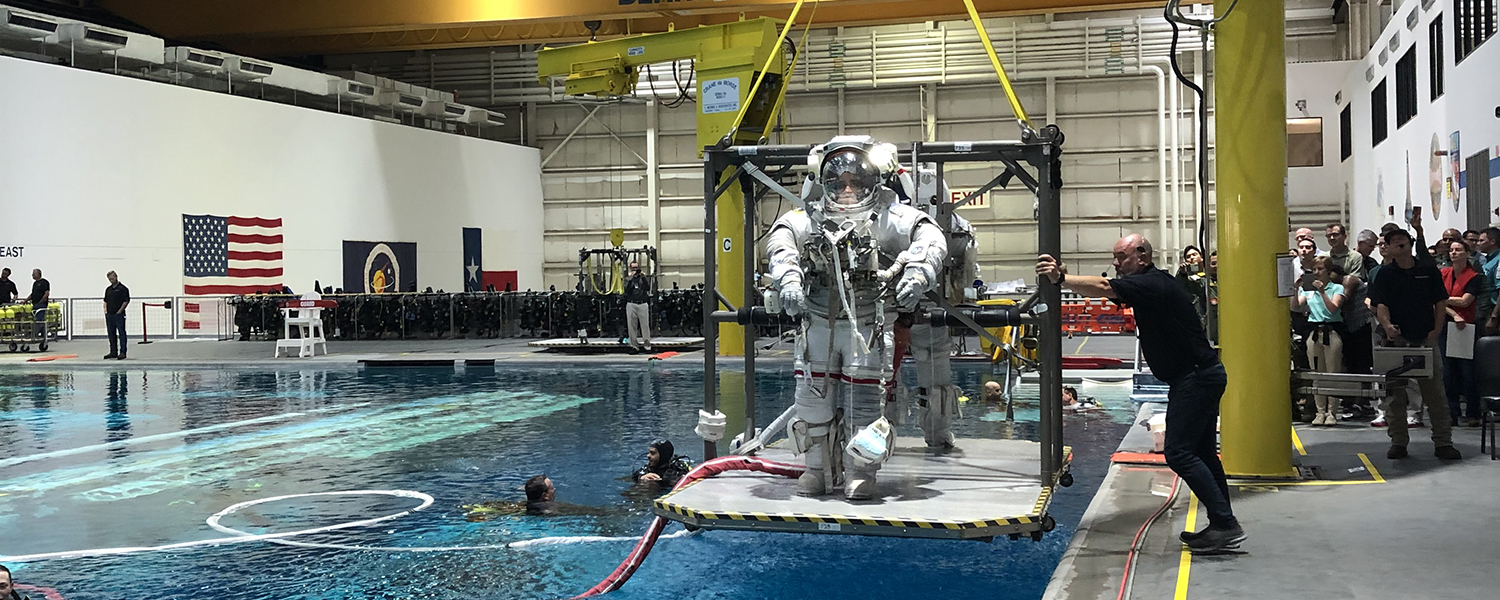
[654, 437, 1073, 541]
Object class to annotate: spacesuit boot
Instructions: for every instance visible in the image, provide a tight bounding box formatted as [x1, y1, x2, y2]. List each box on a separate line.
[844, 417, 894, 500]
[791, 385, 844, 496]
[917, 385, 959, 450]
[910, 322, 958, 450]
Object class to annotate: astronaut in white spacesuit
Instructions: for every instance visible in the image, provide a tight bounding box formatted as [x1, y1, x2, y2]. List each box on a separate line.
[764, 136, 948, 499]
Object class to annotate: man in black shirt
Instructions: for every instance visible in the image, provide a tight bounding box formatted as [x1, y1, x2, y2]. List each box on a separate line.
[1038, 234, 1242, 553]
[27, 269, 49, 338]
[1367, 228, 1460, 460]
[0, 268, 17, 304]
[623, 261, 653, 353]
[104, 271, 131, 360]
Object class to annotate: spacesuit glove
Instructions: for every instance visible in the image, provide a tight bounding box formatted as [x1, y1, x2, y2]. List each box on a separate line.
[780, 280, 806, 317]
[895, 270, 929, 311]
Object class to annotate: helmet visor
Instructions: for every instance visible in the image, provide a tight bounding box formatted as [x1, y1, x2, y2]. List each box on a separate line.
[820, 150, 881, 208]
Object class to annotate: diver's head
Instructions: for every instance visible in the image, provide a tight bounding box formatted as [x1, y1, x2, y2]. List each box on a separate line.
[983, 381, 1004, 401]
[524, 474, 554, 503]
[647, 438, 674, 469]
[817, 144, 886, 221]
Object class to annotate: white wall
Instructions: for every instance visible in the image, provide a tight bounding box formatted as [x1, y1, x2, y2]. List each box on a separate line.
[1288, 60, 1361, 230]
[0, 55, 544, 299]
[1339, 0, 1500, 236]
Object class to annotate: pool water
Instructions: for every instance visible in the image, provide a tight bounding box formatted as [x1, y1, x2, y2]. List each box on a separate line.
[0, 365, 1134, 600]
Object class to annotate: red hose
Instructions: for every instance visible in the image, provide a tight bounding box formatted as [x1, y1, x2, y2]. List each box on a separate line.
[571, 455, 806, 598]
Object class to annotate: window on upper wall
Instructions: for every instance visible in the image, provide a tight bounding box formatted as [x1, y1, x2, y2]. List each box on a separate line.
[1456, 0, 1498, 63]
[1431, 15, 1445, 100]
[1372, 79, 1388, 146]
[1396, 47, 1418, 126]
[1340, 104, 1352, 161]
[1288, 118, 1324, 167]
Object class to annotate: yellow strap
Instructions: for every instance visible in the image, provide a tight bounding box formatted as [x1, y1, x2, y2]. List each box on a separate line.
[726, 0, 809, 138]
[960, 0, 1030, 128]
[769, 0, 820, 130]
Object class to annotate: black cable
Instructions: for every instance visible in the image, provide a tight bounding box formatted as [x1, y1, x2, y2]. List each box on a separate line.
[1167, 2, 1214, 328]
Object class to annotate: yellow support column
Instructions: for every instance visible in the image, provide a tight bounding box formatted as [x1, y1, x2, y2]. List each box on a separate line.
[1215, 0, 1294, 477]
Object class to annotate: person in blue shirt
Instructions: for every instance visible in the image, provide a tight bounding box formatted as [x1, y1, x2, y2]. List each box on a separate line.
[1297, 257, 1346, 426]
[1477, 227, 1500, 335]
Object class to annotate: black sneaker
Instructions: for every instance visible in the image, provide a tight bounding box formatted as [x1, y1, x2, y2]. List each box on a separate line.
[103, 354, 117, 359]
[117, 355, 127, 360]
[1179, 529, 1208, 544]
[1435, 445, 1462, 460]
[1185, 524, 1245, 553]
[1387, 445, 1409, 459]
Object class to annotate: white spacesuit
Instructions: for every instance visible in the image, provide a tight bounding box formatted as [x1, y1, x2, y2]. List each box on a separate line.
[892, 166, 981, 450]
[765, 137, 948, 499]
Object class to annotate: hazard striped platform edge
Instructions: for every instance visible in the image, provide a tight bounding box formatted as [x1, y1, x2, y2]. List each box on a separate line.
[652, 448, 1073, 534]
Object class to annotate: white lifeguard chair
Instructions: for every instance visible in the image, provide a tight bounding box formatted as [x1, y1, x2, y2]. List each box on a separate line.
[274, 295, 333, 358]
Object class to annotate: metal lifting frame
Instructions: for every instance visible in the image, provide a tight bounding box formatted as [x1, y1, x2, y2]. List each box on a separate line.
[698, 134, 1067, 482]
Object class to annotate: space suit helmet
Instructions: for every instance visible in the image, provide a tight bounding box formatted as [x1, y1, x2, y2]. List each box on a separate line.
[818, 141, 896, 221]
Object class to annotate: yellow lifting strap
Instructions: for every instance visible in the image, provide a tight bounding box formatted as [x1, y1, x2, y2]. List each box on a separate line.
[725, 0, 811, 140]
[960, 0, 1031, 129]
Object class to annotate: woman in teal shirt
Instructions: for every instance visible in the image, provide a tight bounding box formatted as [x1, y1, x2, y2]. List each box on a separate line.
[1297, 256, 1347, 426]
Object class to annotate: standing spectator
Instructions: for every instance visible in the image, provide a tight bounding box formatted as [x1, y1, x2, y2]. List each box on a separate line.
[1477, 227, 1500, 335]
[1326, 224, 1365, 282]
[1368, 228, 1461, 460]
[1463, 229, 1481, 249]
[623, 261, 654, 353]
[1341, 262, 1378, 418]
[1439, 240, 1482, 427]
[1298, 257, 1346, 425]
[1294, 228, 1328, 256]
[27, 269, 49, 337]
[1355, 229, 1380, 279]
[1037, 234, 1243, 552]
[1434, 228, 1463, 268]
[1175, 245, 1209, 326]
[0, 268, 16, 304]
[103, 271, 130, 360]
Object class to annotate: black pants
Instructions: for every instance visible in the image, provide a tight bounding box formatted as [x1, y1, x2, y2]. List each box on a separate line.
[106, 313, 127, 356]
[1165, 363, 1237, 529]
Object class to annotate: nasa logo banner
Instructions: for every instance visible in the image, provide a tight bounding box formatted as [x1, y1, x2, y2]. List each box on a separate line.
[342, 241, 418, 293]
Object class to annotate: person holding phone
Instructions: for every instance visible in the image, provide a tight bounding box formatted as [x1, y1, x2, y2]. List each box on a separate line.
[1297, 257, 1347, 426]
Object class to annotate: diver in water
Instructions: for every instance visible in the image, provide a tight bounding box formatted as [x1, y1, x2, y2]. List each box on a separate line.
[464, 474, 603, 521]
[1062, 385, 1101, 412]
[631, 439, 693, 489]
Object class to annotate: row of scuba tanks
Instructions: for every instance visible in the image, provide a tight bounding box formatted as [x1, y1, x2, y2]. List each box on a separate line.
[227, 288, 713, 341]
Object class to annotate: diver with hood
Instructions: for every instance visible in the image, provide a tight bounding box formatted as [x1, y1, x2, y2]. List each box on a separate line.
[632, 438, 693, 488]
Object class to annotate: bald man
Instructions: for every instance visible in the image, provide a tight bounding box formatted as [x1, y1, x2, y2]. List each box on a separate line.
[1038, 234, 1242, 553]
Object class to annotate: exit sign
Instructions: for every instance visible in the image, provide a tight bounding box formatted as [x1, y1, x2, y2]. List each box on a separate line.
[950, 190, 989, 210]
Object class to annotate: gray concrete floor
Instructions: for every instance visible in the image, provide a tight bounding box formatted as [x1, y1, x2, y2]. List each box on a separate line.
[1045, 406, 1500, 600]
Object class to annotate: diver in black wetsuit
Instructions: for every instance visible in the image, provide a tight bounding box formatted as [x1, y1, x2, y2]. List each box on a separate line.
[631, 439, 693, 489]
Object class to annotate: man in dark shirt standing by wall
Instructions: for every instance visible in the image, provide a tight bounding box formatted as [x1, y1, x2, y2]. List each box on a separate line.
[1038, 234, 1242, 552]
[104, 271, 130, 360]
[1368, 229, 1461, 460]
[0, 268, 17, 304]
[27, 269, 49, 337]
[623, 261, 653, 353]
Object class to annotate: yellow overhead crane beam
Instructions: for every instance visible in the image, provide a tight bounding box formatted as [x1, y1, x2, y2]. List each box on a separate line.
[537, 16, 798, 358]
[98, 0, 1168, 56]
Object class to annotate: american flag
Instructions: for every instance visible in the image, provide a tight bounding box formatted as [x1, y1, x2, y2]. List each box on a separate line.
[182, 214, 284, 296]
